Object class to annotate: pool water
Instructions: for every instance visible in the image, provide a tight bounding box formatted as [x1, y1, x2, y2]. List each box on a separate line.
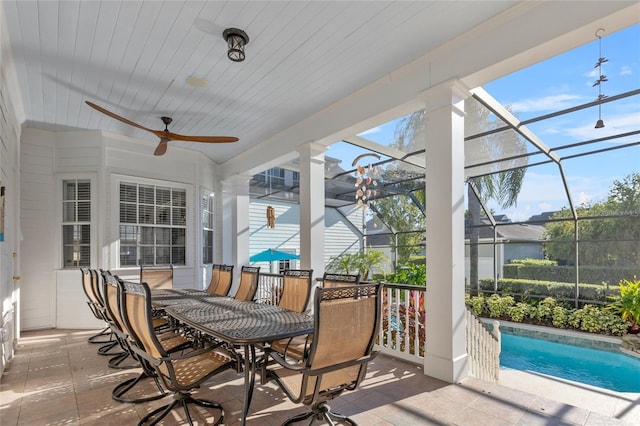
[500, 333, 640, 392]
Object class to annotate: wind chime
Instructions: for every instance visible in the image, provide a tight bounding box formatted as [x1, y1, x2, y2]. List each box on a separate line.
[593, 28, 608, 129]
[352, 152, 381, 211]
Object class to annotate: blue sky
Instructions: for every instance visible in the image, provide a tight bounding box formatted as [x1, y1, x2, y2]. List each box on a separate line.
[328, 23, 639, 222]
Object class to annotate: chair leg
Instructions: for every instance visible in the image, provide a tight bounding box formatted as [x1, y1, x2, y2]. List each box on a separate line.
[97, 339, 121, 356]
[282, 410, 315, 425]
[107, 350, 138, 369]
[137, 391, 225, 426]
[112, 371, 167, 403]
[283, 402, 356, 426]
[88, 326, 113, 344]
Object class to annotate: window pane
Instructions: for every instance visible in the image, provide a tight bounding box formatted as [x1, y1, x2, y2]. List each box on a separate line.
[157, 247, 171, 264]
[157, 187, 171, 206]
[140, 227, 154, 244]
[121, 203, 137, 223]
[171, 247, 185, 264]
[77, 181, 91, 200]
[120, 183, 137, 203]
[139, 185, 154, 205]
[139, 205, 154, 224]
[77, 201, 90, 222]
[120, 246, 137, 266]
[120, 225, 139, 244]
[63, 181, 76, 201]
[172, 207, 185, 226]
[156, 206, 170, 225]
[172, 189, 186, 207]
[140, 247, 155, 265]
[63, 202, 76, 222]
[156, 228, 170, 245]
[172, 228, 185, 245]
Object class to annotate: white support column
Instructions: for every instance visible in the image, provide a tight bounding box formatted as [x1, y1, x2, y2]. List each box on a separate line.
[298, 143, 327, 279]
[423, 80, 469, 383]
[220, 173, 251, 292]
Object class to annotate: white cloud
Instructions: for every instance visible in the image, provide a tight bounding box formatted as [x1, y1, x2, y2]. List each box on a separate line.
[565, 112, 640, 140]
[510, 94, 582, 113]
[539, 202, 552, 210]
[585, 69, 599, 78]
[577, 192, 592, 206]
[620, 65, 633, 76]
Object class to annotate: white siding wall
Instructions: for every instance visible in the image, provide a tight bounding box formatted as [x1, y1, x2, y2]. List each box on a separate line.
[249, 199, 362, 272]
[20, 129, 218, 330]
[0, 4, 24, 372]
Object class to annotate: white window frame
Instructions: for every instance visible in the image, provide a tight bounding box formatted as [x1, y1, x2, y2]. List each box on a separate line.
[56, 174, 97, 269]
[111, 175, 192, 269]
[201, 189, 215, 265]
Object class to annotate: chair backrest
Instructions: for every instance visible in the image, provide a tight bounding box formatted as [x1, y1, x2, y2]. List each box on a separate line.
[206, 264, 222, 294]
[303, 283, 381, 398]
[322, 272, 360, 288]
[140, 264, 173, 289]
[120, 279, 168, 361]
[278, 269, 313, 313]
[234, 265, 260, 301]
[214, 265, 234, 296]
[80, 268, 103, 320]
[100, 270, 128, 337]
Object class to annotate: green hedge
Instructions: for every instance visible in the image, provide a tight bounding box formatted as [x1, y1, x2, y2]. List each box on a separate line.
[478, 278, 620, 302]
[465, 294, 630, 336]
[503, 264, 638, 285]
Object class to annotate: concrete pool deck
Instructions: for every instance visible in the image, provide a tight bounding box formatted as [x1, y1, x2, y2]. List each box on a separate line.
[500, 367, 640, 424]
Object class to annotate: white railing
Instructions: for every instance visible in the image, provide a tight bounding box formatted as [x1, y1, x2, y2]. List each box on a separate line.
[375, 282, 425, 363]
[466, 309, 501, 382]
[256, 273, 283, 305]
[255, 276, 501, 380]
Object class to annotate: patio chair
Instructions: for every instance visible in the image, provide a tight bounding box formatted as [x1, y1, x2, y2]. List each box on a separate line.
[278, 269, 314, 313]
[233, 265, 260, 301]
[140, 264, 173, 289]
[262, 283, 382, 425]
[266, 270, 314, 359]
[207, 264, 234, 296]
[119, 279, 236, 425]
[80, 268, 111, 344]
[322, 272, 361, 287]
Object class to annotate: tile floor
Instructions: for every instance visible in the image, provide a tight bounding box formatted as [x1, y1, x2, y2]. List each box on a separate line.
[1, 328, 639, 425]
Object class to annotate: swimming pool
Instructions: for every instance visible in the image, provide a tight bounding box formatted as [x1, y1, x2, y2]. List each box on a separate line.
[500, 332, 640, 392]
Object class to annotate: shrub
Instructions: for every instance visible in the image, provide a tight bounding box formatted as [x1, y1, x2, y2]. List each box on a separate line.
[507, 302, 529, 322]
[465, 294, 628, 336]
[551, 306, 568, 328]
[486, 294, 514, 318]
[531, 297, 556, 323]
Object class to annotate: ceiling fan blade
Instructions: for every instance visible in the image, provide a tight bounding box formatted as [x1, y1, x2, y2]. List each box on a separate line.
[85, 101, 157, 134]
[166, 132, 239, 143]
[154, 140, 169, 156]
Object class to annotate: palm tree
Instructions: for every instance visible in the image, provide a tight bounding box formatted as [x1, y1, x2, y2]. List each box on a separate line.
[465, 99, 527, 295]
[392, 99, 527, 294]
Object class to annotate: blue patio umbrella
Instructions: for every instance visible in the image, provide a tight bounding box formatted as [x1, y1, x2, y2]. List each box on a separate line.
[250, 249, 300, 262]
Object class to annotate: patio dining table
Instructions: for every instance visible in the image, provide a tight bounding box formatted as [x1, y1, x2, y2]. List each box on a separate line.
[151, 289, 314, 425]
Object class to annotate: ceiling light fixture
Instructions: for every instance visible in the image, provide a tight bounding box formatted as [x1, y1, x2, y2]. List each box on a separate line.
[186, 75, 207, 88]
[593, 28, 608, 129]
[223, 28, 249, 62]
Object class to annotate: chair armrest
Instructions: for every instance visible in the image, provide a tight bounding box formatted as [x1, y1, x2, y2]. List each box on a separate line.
[265, 347, 307, 372]
[129, 344, 162, 367]
[305, 351, 378, 376]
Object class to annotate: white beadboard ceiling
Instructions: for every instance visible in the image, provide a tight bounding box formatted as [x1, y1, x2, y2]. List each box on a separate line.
[3, 0, 530, 164]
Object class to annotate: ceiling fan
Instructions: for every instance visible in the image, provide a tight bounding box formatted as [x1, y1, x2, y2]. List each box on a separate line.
[85, 101, 238, 156]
